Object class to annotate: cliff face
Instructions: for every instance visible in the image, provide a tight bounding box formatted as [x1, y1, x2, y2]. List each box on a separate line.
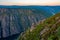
[0, 8, 52, 38]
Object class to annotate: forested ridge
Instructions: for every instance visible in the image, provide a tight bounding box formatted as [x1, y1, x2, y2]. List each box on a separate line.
[18, 13, 60, 40]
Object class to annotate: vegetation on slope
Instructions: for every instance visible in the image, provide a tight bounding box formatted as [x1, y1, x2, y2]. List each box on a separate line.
[18, 13, 60, 40]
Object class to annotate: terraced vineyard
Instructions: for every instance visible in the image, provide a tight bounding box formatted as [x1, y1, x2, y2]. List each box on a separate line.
[18, 13, 60, 40]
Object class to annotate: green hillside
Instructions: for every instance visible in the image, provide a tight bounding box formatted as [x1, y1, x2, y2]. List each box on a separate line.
[18, 13, 60, 40]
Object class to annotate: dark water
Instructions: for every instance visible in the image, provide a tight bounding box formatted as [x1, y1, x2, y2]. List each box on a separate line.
[0, 33, 20, 40]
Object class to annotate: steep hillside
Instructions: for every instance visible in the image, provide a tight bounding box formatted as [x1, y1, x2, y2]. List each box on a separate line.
[18, 13, 60, 40]
[0, 8, 52, 39]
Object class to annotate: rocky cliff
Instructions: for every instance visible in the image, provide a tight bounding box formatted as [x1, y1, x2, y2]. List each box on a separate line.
[0, 8, 52, 38]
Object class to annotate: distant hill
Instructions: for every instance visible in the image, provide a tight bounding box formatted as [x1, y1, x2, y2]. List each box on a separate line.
[18, 13, 60, 40]
[0, 5, 60, 14]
